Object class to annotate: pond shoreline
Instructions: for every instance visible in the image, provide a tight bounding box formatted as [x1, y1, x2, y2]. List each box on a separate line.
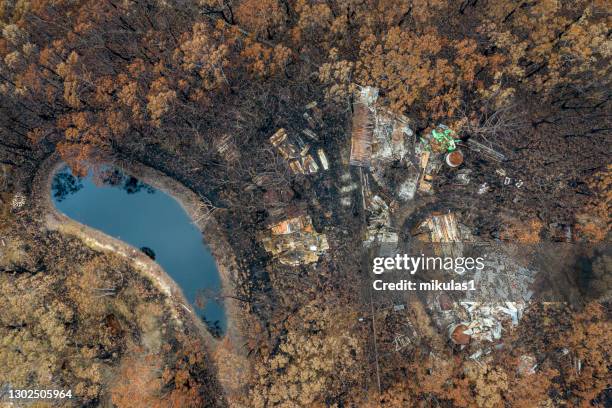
[32, 152, 247, 398]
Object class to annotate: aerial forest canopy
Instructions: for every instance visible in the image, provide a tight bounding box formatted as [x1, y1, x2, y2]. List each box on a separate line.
[0, 1, 610, 407]
[0, 0, 610, 231]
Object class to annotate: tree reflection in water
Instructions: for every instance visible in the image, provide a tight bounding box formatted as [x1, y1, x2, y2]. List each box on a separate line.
[52, 166, 155, 202]
[51, 170, 83, 202]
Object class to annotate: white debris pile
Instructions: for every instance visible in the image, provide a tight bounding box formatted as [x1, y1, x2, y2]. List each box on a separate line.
[397, 178, 418, 201]
[459, 301, 526, 342]
[371, 110, 412, 164]
[517, 354, 537, 376]
[468, 252, 536, 302]
[10, 193, 26, 210]
[363, 195, 398, 247]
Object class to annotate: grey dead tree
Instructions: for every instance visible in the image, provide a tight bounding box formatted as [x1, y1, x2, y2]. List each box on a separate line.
[456, 82, 528, 143]
[191, 193, 220, 227]
[91, 266, 124, 298]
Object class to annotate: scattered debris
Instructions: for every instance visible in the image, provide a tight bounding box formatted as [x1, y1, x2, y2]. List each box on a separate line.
[302, 154, 319, 174]
[415, 212, 462, 243]
[214, 134, 240, 163]
[10, 193, 25, 210]
[317, 148, 329, 171]
[339, 183, 358, 194]
[270, 128, 298, 160]
[466, 138, 506, 162]
[574, 357, 582, 374]
[394, 333, 412, 351]
[477, 182, 489, 195]
[414, 212, 465, 260]
[455, 169, 472, 185]
[416, 150, 433, 193]
[303, 112, 317, 129]
[363, 195, 398, 247]
[304, 101, 324, 128]
[302, 128, 319, 141]
[372, 109, 412, 165]
[456, 301, 527, 343]
[269, 128, 321, 175]
[517, 354, 537, 376]
[397, 178, 418, 201]
[471, 252, 536, 302]
[258, 215, 329, 266]
[415, 141, 445, 195]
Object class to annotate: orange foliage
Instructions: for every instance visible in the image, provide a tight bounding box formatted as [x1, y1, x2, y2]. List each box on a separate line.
[500, 218, 543, 243]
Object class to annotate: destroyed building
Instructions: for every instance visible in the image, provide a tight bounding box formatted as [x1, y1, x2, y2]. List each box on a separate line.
[414, 212, 462, 243]
[349, 86, 378, 167]
[349, 87, 415, 170]
[258, 214, 329, 266]
[363, 195, 398, 248]
[417, 232, 538, 357]
[412, 211, 467, 260]
[270, 128, 328, 175]
[348, 86, 428, 202]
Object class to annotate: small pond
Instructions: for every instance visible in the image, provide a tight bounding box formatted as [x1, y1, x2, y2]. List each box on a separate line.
[51, 166, 226, 335]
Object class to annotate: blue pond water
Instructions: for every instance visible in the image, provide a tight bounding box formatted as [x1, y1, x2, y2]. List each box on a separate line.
[51, 166, 226, 335]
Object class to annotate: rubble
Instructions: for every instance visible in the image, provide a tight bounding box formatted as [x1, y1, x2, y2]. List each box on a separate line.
[317, 148, 329, 170]
[339, 183, 358, 194]
[416, 145, 443, 194]
[371, 109, 413, 165]
[302, 128, 319, 141]
[415, 212, 462, 243]
[393, 333, 412, 351]
[466, 138, 506, 162]
[349, 86, 378, 167]
[304, 101, 324, 128]
[302, 154, 319, 174]
[477, 182, 489, 195]
[456, 301, 527, 343]
[470, 252, 536, 302]
[258, 214, 329, 266]
[270, 128, 298, 160]
[412, 211, 478, 266]
[303, 112, 317, 129]
[363, 195, 398, 247]
[10, 193, 25, 210]
[269, 128, 326, 175]
[517, 354, 537, 376]
[397, 178, 418, 201]
[454, 169, 472, 185]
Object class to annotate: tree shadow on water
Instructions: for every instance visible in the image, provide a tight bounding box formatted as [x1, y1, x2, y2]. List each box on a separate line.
[51, 170, 84, 202]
